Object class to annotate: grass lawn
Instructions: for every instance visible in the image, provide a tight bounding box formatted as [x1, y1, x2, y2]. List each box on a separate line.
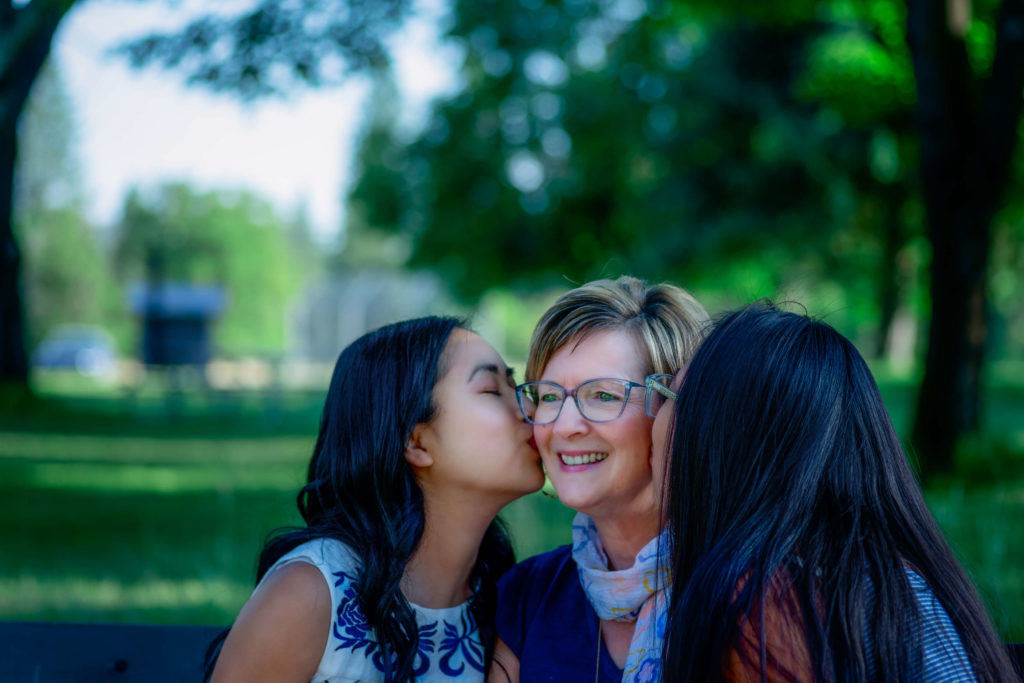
[0, 382, 1021, 640]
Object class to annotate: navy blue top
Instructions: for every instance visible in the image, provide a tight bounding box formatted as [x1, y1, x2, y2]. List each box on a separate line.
[496, 545, 623, 683]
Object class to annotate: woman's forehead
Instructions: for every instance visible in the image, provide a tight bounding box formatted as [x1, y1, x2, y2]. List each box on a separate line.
[445, 329, 504, 373]
[542, 328, 646, 379]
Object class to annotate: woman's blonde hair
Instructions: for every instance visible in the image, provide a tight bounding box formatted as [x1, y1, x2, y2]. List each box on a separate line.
[526, 276, 709, 381]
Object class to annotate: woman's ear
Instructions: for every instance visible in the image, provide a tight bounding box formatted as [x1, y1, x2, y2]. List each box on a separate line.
[403, 423, 434, 468]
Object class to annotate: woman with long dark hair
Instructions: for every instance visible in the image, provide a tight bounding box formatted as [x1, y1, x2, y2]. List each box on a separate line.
[209, 316, 545, 682]
[652, 303, 1019, 681]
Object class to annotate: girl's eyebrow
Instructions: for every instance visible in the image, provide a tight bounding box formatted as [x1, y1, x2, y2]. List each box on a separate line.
[467, 364, 514, 382]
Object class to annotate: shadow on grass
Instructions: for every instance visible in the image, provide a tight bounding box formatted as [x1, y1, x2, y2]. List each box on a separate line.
[0, 386, 324, 438]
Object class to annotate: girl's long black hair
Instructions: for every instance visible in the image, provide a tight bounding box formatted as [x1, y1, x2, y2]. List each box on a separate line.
[206, 316, 514, 682]
[661, 302, 1018, 681]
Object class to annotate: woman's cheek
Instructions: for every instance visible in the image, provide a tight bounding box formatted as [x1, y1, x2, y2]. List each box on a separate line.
[533, 423, 552, 454]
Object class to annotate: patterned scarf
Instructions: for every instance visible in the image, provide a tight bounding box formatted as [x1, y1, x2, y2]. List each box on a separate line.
[572, 512, 670, 683]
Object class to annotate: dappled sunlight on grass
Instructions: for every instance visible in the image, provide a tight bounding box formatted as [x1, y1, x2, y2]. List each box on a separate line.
[25, 461, 303, 493]
[0, 424, 306, 625]
[0, 432, 312, 465]
[0, 430, 310, 493]
[0, 575, 249, 620]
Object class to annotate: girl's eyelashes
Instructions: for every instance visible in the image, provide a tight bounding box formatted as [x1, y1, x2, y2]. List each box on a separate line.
[475, 368, 516, 395]
[483, 383, 515, 397]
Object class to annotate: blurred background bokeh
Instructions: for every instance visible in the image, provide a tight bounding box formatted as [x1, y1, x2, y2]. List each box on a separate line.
[1, 0, 1022, 639]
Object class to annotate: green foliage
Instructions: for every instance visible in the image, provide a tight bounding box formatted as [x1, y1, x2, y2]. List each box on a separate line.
[344, 0, 926, 360]
[15, 60, 83, 214]
[926, 480, 1024, 639]
[14, 60, 123, 350]
[113, 183, 310, 355]
[799, 28, 915, 125]
[18, 208, 124, 350]
[342, 0, 1023, 374]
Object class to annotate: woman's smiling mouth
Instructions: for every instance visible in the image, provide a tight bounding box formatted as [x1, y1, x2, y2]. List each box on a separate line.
[558, 452, 609, 466]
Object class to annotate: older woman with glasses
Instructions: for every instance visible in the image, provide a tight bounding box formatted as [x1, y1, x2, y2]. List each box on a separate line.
[490, 276, 707, 683]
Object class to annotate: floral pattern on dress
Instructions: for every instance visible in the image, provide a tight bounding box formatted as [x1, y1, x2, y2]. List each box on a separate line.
[439, 609, 485, 675]
[396, 620, 438, 677]
[332, 570, 380, 660]
[330, 569, 484, 679]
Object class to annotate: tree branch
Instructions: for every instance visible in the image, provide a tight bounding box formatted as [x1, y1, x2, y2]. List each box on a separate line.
[0, 0, 75, 124]
[115, 0, 410, 99]
[1, 1, 15, 31]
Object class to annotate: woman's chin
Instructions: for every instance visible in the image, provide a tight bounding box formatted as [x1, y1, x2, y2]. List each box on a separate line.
[551, 490, 599, 516]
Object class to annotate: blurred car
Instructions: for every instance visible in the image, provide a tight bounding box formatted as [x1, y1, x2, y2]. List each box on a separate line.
[32, 325, 117, 378]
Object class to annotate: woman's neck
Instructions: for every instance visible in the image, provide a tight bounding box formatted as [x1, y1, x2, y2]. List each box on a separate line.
[589, 508, 663, 571]
[401, 492, 497, 608]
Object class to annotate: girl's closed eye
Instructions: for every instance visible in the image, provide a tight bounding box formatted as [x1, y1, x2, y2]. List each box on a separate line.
[482, 372, 517, 396]
[477, 379, 503, 395]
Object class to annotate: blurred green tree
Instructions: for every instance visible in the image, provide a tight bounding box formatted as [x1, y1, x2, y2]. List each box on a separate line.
[14, 61, 121, 351]
[113, 183, 307, 355]
[21, 208, 119, 348]
[14, 60, 82, 213]
[349, 2, 918, 323]
[5, 0, 1019, 473]
[0, 0, 408, 389]
[347, 0, 1024, 474]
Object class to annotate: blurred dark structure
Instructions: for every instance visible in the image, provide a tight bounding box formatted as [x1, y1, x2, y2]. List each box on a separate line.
[129, 283, 226, 366]
[906, 0, 1024, 472]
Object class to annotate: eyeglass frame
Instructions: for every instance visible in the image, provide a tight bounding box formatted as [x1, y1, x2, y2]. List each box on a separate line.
[644, 373, 677, 418]
[514, 374, 679, 425]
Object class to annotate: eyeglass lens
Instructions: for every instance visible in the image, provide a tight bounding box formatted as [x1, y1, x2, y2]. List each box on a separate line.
[519, 379, 635, 424]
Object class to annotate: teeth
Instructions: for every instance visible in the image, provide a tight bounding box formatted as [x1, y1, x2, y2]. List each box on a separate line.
[559, 452, 608, 466]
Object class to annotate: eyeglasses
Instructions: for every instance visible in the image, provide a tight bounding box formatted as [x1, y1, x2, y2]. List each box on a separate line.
[644, 373, 677, 418]
[516, 378, 646, 425]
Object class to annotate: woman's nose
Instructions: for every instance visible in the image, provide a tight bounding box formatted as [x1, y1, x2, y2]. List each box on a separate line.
[551, 396, 589, 437]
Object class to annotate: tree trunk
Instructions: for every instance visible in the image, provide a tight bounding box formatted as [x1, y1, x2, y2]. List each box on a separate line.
[907, 0, 1024, 474]
[874, 189, 903, 359]
[0, 117, 27, 386]
[0, 0, 76, 388]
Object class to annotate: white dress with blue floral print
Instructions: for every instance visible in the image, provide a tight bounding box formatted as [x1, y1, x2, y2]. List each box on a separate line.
[259, 538, 486, 682]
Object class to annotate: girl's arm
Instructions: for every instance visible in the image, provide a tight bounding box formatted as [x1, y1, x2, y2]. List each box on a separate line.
[211, 562, 330, 683]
